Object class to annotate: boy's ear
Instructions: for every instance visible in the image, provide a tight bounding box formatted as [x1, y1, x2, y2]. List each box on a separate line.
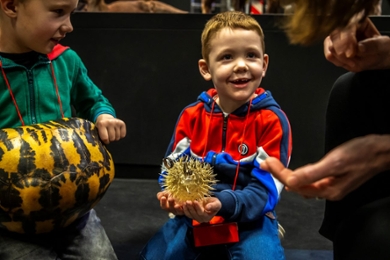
[262, 54, 269, 77]
[0, 0, 18, 18]
[198, 59, 212, 81]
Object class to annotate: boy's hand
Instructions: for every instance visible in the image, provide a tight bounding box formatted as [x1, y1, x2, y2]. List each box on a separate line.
[95, 114, 126, 144]
[157, 191, 184, 216]
[183, 197, 221, 223]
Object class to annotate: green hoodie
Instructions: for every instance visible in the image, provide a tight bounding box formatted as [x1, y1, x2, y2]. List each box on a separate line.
[0, 44, 116, 129]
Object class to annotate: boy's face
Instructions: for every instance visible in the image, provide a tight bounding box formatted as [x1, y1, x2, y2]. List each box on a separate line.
[199, 28, 268, 113]
[6, 0, 77, 53]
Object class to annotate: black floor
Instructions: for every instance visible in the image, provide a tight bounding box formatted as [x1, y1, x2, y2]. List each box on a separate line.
[94, 178, 333, 260]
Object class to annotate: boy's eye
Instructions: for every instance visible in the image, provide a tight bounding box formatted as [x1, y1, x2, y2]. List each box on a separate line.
[53, 9, 64, 14]
[247, 52, 257, 58]
[222, 54, 232, 60]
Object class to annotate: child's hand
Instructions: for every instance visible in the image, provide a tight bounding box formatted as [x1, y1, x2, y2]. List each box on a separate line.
[95, 114, 126, 144]
[183, 197, 221, 223]
[157, 191, 184, 216]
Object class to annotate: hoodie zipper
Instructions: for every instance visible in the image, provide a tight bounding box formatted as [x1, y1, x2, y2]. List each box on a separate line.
[26, 70, 37, 124]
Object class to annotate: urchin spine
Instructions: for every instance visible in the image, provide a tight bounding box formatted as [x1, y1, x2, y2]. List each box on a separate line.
[161, 156, 217, 202]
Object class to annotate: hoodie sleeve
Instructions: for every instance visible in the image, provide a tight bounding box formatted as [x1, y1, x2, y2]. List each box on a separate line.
[67, 50, 116, 122]
[214, 176, 269, 222]
[255, 106, 292, 212]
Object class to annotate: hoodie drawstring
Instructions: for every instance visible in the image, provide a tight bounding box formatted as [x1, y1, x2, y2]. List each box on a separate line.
[0, 61, 64, 126]
[0, 61, 25, 126]
[201, 100, 215, 160]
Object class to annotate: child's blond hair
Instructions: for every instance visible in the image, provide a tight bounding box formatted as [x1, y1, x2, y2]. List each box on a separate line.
[201, 11, 265, 62]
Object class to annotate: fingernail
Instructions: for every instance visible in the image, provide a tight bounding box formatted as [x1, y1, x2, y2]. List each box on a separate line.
[358, 43, 366, 53]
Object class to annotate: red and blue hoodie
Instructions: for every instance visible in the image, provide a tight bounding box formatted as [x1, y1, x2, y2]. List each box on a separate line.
[159, 87, 292, 223]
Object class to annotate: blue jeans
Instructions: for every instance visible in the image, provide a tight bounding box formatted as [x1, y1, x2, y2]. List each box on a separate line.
[140, 214, 285, 260]
[0, 209, 117, 260]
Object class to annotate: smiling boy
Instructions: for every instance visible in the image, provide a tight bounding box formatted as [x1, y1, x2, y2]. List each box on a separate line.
[140, 11, 291, 260]
[198, 21, 268, 113]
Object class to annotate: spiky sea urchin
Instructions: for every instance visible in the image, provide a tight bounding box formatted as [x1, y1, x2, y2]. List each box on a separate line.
[161, 156, 217, 202]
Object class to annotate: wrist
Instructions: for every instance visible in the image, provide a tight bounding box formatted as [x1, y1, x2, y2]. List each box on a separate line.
[370, 135, 390, 173]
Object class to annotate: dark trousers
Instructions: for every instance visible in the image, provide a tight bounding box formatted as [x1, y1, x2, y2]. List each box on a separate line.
[333, 196, 390, 260]
[321, 69, 390, 260]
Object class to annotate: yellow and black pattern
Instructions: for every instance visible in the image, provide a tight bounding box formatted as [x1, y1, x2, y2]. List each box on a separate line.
[0, 117, 115, 234]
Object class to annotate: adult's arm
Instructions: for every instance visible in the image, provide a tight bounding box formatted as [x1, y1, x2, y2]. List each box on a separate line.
[261, 134, 390, 200]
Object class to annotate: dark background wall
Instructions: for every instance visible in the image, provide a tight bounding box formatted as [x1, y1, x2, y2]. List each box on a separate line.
[155, 0, 189, 11]
[61, 13, 390, 178]
[104, 0, 390, 14]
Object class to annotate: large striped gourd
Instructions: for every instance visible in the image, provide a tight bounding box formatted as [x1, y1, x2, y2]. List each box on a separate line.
[0, 117, 114, 234]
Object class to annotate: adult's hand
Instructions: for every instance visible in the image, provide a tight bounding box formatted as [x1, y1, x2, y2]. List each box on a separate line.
[261, 135, 390, 200]
[324, 18, 390, 72]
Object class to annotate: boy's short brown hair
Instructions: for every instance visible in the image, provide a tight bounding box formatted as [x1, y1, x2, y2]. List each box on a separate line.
[201, 11, 265, 62]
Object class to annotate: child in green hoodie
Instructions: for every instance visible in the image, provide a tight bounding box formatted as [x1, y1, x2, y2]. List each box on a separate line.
[0, 0, 126, 259]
